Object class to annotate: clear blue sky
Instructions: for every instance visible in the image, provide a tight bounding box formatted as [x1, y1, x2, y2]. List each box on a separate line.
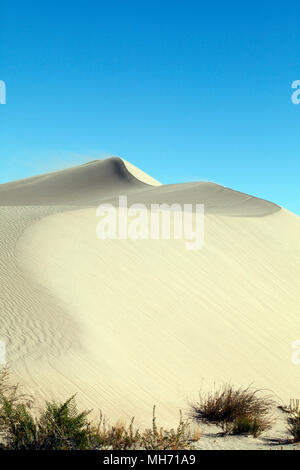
[1, 1, 300, 214]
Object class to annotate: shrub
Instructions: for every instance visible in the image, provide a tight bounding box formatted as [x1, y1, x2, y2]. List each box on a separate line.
[0, 394, 95, 450]
[0, 366, 37, 449]
[139, 406, 192, 450]
[232, 416, 267, 437]
[37, 395, 94, 449]
[0, 396, 38, 449]
[190, 383, 273, 435]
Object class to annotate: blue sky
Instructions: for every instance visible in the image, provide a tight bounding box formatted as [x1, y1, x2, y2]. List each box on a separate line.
[1, 1, 300, 214]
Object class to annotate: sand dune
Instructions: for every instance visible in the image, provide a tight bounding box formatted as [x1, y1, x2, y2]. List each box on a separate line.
[0, 157, 279, 216]
[0, 158, 160, 205]
[0, 157, 300, 437]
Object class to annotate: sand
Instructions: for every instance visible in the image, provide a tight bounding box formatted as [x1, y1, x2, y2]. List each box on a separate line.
[0, 157, 300, 449]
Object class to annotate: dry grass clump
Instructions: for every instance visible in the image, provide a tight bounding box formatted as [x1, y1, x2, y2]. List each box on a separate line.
[190, 383, 274, 436]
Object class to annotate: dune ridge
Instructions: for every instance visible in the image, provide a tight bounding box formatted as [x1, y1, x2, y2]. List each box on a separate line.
[0, 157, 280, 216]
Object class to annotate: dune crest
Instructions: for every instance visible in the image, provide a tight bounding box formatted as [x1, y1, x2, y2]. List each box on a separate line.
[0, 157, 280, 216]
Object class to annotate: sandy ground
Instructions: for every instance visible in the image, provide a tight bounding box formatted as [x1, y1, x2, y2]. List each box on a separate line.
[0, 157, 300, 449]
[194, 407, 300, 450]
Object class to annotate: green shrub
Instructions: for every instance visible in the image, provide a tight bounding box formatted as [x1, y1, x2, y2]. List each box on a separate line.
[0, 393, 95, 450]
[0, 396, 37, 449]
[232, 416, 266, 437]
[37, 395, 94, 449]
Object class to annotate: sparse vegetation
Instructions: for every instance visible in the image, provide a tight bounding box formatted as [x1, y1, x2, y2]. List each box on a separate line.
[95, 406, 194, 450]
[0, 393, 95, 450]
[0, 367, 195, 450]
[190, 383, 274, 436]
[3, 368, 285, 447]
